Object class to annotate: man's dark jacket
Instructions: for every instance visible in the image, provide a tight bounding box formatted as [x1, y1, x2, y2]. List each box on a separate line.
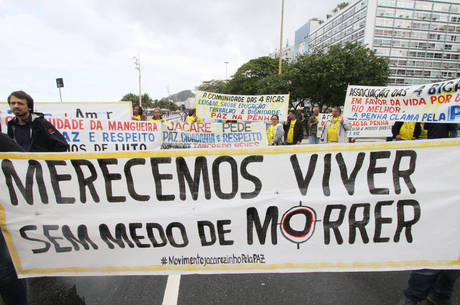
[7, 112, 69, 152]
[284, 119, 304, 144]
[424, 123, 457, 139]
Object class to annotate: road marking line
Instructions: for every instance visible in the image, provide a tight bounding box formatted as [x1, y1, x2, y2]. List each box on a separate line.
[161, 274, 181, 305]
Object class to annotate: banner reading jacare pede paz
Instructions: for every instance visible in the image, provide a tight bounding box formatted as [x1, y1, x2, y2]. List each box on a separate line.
[1, 140, 460, 278]
[195, 91, 289, 122]
[161, 121, 267, 149]
[0, 101, 133, 121]
[343, 78, 460, 123]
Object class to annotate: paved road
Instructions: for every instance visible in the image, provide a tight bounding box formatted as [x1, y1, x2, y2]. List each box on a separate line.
[27, 272, 460, 305]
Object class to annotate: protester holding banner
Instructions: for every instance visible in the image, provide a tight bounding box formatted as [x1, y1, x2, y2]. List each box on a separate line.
[0, 133, 28, 305]
[132, 104, 146, 121]
[319, 106, 350, 143]
[398, 121, 459, 305]
[7, 91, 68, 152]
[392, 122, 421, 141]
[308, 107, 320, 144]
[266, 115, 284, 145]
[150, 108, 166, 123]
[186, 108, 203, 123]
[284, 110, 303, 145]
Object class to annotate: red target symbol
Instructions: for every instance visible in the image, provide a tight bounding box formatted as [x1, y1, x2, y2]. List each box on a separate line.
[280, 202, 317, 249]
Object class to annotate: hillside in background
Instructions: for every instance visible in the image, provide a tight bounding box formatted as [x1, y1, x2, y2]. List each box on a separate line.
[163, 90, 195, 102]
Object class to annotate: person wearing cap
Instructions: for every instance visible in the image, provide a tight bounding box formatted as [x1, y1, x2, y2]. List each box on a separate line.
[7, 90, 68, 152]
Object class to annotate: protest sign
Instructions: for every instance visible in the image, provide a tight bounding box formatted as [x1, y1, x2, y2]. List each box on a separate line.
[0, 102, 132, 121]
[195, 91, 289, 122]
[343, 78, 460, 123]
[162, 121, 268, 149]
[1, 140, 460, 278]
[0, 115, 162, 153]
[347, 120, 393, 138]
[316, 113, 332, 138]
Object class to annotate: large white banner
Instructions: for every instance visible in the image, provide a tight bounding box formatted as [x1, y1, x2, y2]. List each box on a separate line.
[0, 102, 132, 121]
[343, 78, 460, 123]
[162, 121, 268, 149]
[195, 91, 289, 122]
[1, 140, 460, 278]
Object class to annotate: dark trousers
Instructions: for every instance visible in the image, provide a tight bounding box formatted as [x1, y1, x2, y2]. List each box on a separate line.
[404, 269, 460, 302]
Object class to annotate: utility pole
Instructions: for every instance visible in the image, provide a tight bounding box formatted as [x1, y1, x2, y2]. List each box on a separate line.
[224, 61, 229, 79]
[279, 0, 285, 75]
[133, 55, 142, 107]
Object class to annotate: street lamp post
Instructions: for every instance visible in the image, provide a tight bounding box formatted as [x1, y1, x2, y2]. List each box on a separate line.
[224, 61, 229, 79]
[279, 0, 285, 75]
[133, 55, 142, 107]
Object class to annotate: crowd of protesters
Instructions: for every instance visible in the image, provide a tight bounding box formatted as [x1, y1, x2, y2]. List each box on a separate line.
[0, 91, 459, 305]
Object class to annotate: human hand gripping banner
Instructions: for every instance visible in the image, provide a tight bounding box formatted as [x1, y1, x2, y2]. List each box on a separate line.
[1, 140, 460, 278]
[195, 91, 289, 122]
[343, 78, 460, 123]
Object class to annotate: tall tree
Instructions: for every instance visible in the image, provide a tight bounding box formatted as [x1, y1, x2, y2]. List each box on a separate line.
[225, 56, 288, 95]
[121, 93, 155, 108]
[291, 42, 389, 109]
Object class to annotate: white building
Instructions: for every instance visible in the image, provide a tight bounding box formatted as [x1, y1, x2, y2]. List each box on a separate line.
[269, 44, 295, 62]
[294, 0, 460, 85]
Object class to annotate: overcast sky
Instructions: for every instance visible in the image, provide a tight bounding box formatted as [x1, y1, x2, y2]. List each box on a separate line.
[0, 0, 344, 102]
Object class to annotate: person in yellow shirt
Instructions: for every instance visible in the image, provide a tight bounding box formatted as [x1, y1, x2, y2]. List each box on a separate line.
[320, 107, 350, 143]
[132, 104, 146, 121]
[283, 110, 303, 145]
[419, 123, 428, 139]
[186, 109, 203, 123]
[392, 121, 421, 140]
[150, 108, 166, 123]
[266, 115, 284, 145]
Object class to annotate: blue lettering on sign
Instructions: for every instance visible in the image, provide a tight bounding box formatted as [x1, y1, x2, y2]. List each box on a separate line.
[448, 105, 460, 121]
[163, 131, 178, 142]
[61, 131, 80, 142]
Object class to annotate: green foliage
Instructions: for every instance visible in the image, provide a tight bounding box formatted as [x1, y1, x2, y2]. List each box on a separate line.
[291, 42, 389, 108]
[225, 56, 287, 95]
[197, 80, 228, 93]
[121, 93, 155, 108]
[196, 42, 389, 110]
[154, 99, 179, 111]
[337, 2, 349, 9]
[121, 93, 179, 111]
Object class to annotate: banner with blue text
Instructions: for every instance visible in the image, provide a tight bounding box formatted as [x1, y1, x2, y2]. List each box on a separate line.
[343, 78, 460, 123]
